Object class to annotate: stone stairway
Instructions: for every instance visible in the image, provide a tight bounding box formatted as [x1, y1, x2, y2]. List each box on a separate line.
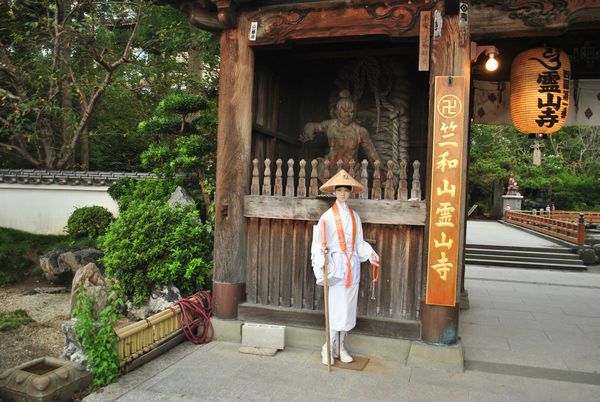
[465, 244, 585, 270]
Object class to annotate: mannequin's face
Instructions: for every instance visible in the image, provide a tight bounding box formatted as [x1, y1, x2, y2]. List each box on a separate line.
[335, 187, 351, 203]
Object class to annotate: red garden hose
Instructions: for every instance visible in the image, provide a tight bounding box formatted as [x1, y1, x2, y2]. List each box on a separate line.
[171, 290, 214, 344]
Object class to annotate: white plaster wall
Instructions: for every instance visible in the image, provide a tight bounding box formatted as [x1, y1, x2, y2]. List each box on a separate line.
[0, 184, 119, 235]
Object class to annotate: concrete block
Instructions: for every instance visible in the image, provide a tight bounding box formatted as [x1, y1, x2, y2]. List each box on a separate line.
[407, 341, 464, 373]
[212, 318, 242, 343]
[242, 322, 285, 350]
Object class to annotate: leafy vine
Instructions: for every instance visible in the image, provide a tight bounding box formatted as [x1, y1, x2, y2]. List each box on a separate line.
[73, 286, 122, 388]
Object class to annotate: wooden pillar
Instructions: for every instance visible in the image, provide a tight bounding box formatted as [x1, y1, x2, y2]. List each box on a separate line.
[422, 13, 471, 345]
[213, 17, 254, 319]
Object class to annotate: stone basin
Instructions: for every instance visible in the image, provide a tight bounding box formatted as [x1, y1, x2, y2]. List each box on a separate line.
[0, 356, 91, 402]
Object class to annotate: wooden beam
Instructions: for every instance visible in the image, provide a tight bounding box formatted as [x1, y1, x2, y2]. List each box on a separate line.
[253, 123, 301, 146]
[421, 13, 471, 345]
[214, 19, 254, 289]
[244, 195, 427, 225]
[238, 303, 421, 339]
[248, 0, 440, 46]
[470, 0, 600, 39]
[164, 0, 228, 32]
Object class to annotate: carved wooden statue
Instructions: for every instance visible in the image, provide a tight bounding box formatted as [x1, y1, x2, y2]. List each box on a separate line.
[301, 90, 381, 171]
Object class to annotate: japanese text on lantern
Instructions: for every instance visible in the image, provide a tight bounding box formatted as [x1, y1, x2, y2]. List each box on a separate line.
[426, 76, 466, 307]
[531, 48, 570, 128]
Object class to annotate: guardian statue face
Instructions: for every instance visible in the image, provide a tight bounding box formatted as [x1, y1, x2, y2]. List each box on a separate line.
[336, 101, 354, 126]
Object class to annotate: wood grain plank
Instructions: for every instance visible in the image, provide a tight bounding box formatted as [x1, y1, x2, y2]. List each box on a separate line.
[410, 227, 424, 320]
[302, 222, 316, 309]
[279, 219, 293, 307]
[246, 218, 259, 303]
[291, 220, 305, 309]
[378, 225, 393, 318]
[257, 218, 271, 305]
[244, 196, 426, 225]
[268, 219, 282, 305]
[388, 225, 404, 320]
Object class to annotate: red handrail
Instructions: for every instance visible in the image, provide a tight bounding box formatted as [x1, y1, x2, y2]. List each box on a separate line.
[505, 210, 586, 246]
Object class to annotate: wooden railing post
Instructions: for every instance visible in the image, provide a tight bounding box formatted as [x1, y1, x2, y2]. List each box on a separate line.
[578, 213, 586, 246]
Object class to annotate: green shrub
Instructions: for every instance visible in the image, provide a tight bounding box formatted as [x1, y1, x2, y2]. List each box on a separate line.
[0, 309, 33, 331]
[72, 286, 121, 388]
[67, 206, 115, 239]
[0, 227, 88, 285]
[100, 179, 212, 305]
[0, 238, 33, 284]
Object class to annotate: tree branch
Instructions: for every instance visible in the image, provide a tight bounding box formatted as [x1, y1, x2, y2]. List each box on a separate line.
[56, 1, 145, 168]
[0, 141, 43, 167]
[0, 88, 21, 100]
[110, 2, 144, 70]
[0, 45, 26, 98]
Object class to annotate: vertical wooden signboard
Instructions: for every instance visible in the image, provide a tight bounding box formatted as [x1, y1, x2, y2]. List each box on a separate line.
[426, 76, 466, 307]
[418, 11, 431, 72]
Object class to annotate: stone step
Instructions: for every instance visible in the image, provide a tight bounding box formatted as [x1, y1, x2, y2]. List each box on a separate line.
[465, 258, 585, 271]
[466, 243, 576, 254]
[465, 248, 581, 261]
[466, 253, 584, 266]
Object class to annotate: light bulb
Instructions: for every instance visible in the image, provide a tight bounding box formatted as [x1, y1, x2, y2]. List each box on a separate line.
[485, 53, 499, 72]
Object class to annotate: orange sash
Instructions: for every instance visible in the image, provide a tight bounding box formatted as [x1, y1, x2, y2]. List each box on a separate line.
[332, 202, 356, 288]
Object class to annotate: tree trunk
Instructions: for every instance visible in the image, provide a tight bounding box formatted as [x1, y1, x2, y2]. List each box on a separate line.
[59, 0, 75, 167]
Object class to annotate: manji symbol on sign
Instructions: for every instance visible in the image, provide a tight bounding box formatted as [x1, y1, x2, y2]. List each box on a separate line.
[426, 76, 466, 307]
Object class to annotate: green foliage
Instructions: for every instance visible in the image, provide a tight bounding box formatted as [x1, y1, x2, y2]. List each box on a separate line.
[73, 286, 121, 388]
[101, 179, 213, 305]
[0, 0, 148, 169]
[0, 227, 94, 284]
[0, 0, 220, 170]
[155, 93, 209, 116]
[0, 309, 33, 331]
[67, 206, 115, 240]
[108, 177, 177, 211]
[138, 93, 217, 220]
[469, 124, 600, 215]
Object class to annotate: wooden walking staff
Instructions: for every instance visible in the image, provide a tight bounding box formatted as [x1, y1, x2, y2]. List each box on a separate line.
[321, 220, 332, 372]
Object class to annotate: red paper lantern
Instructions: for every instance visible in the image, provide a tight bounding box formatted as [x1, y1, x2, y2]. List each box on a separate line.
[510, 47, 571, 135]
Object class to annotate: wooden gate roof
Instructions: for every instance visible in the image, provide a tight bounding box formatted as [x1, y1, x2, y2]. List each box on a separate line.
[163, 0, 600, 41]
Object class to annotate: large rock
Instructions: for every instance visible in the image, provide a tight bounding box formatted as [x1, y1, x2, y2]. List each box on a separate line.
[69, 263, 108, 319]
[594, 244, 600, 259]
[167, 186, 195, 209]
[126, 285, 182, 320]
[41, 248, 104, 282]
[58, 248, 104, 274]
[40, 248, 75, 282]
[60, 319, 90, 368]
[580, 247, 598, 265]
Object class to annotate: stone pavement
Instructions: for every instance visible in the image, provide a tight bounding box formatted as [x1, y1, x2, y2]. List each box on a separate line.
[466, 220, 566, 248]
[462, 265, 600, 375]
[86, 342, 600, 402]
[86, 264, 600, 402]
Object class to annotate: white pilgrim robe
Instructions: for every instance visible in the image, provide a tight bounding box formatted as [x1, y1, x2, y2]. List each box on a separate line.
[311, 200, 377, 331]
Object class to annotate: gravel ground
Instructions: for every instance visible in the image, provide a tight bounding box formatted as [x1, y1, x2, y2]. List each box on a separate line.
[0, 276, 70, 373]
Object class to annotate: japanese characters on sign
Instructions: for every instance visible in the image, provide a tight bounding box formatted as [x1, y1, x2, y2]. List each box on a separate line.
[425, 76, 466, 307]
[418, 11, 431, 72]
[510, 47, 571, 135]
[531, 48, 569, 128]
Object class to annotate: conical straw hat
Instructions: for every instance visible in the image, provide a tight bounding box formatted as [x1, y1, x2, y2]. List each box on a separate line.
[319, 169, 365, 194]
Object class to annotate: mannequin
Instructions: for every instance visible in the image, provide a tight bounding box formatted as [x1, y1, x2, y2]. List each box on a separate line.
[311, 169, 379, 365]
